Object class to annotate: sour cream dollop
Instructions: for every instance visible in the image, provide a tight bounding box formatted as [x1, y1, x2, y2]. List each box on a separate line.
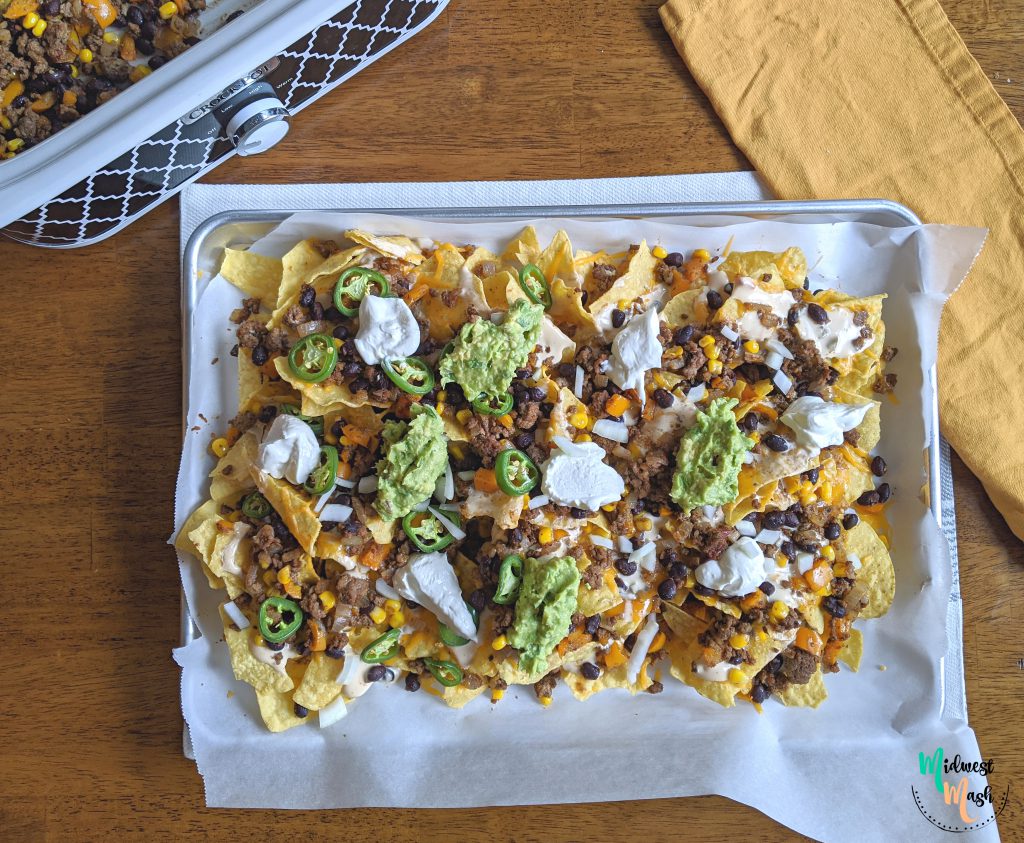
[392, 551, 478, 641]
[220, 522, 252, 576]
[607, 307, 662, 406]
[794, 306, 865, 359]
[730, 276, 797, 341]
[694, 536, 771, 597]
[541, 440, 625, 510]
[255, 414, 319, 485]
[780, 395, 871, 450]
[353, 294, 421, 365]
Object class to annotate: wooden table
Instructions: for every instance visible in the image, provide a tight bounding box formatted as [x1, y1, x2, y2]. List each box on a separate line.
[2, 1, 1021, 839]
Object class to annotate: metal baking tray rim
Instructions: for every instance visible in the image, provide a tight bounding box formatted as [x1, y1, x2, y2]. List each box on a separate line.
[178, 198, 962, 759]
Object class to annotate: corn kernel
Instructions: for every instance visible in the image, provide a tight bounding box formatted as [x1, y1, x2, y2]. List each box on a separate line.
[652, 245, 668, 259]
[743, 340, 760, 354]
[102, 31, 120, 44]
[575, 433, 592, 443]
[698, 334, 716, 349]
[652, 371, 669, 389]
[538, 527, 553, 545]
[79, 48, 94, 62]
[684, 572, 696, 588]
[601, 503, 617, 512]
[770, 600, 790, 621]
[22, 12, 40, 28]
[31, 19, 46, 36]
[0, 116, 11, 130]
[159, 1, 179, 19]
[569, 411, 589, 429]
[492, 635, 508, 650]
[693, 249, 711, 261]
[756, 629, 769, 642]
[319, 592, 336, 611]
[617, 299, 630, 311]
[707, 360, 724, 375]
[388, 611, 405, 628]
[276, 567, 292, 585]
[727, 668, 745, 685]
[491, 689, 505, 702]
[539, 695, 553, 707]
[799, 491, 818, 506]
[635, 516, 653, 531]
[70, 65, 79, 78]
[210, 437, 229, 458]
[456, 409, 472, 424]
[369, 606, 387, 625]
[437, 390, 447, 402]
[283, 581, 301, 599]
[706, 345, 719, 361]
[820, 545, 836, 561]
[497, 413, 514, 429]
[729, 633, 750, 649]
[605, 394, 630, 416]
[7, 138, 24, 152]
[129, 66, 152, 83]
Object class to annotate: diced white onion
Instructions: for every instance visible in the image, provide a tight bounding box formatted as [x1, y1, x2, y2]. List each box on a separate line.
[314, 487, 334, 513]
[735, 520, 757, 537]
[702, 505, 717, 520]
[795, 552, 816, 574]
[720, 325, 739, 342]
[743, 452, 755, 464]
[626, 613, 661, 684]
[772, 370, 793, 394]
[687, 383, 706, 402]
[318, 694, 349, 728]
[639, 550, 658, 572]
[375, 579, 401, 600]
[428, 506, 466, 541]
[754, 528, 782, 545]
[532, 368, 543, 381]
[847, 553, 862, 570]
[592, 419, 629, 443]
[598, 359, 611, 373]
[528, 494, 550, 510]
[335, 476, 356, 489]
[457, 470, 476, 481]
[764, 351, 784, 371]
[617, 536, 634, 553]
[573, 365, 585, 400]
[490, 312, 504, 323]
[766, 338, 794, 360]
[628, 541, 657, 567]
[358, 475, 378, 493]
[551, 435, 588, 457]
[320, 504, 353, 523]
[222, 600, 250, 630]
[336, 655, 357, 685]
[589, 534, 614, 549]
[412, 500, 431, 512]
[434, 461, 454, 503]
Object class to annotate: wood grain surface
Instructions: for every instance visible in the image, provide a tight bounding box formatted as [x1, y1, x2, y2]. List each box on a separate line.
[1, 1, 1021, 840]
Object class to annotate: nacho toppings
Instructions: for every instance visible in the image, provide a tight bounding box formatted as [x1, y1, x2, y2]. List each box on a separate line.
[180, 228, 899, 730]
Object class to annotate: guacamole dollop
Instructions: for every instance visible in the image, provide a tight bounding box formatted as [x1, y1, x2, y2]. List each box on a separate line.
[439, 299, 543, 401]
[507, 555, 580, 677]
[670, 397, 753, 513]
[374, 405, 447, 521]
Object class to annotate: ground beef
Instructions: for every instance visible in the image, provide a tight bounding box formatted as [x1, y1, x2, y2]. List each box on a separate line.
[779, 647, 818, 685]
[697, 614, 752, 665]
[581, 547, 615, 589]
[616, 431, 671, 501]
[589, 263, 618, 298]
[282, 305, 307, 327]
[843, 428, 861, 445]
[14, 108, 50, 143]
[465, 413, 509, 465]
[300, 589, 326, 621]
[533, 672, 558, 699]
[872, 373, 898, 394]
[373, 257, 414, 295]
[514, 400, 542, 430]
[779, 329, 831, 394]
[671, 515, 735, 559]
[236, 317, 267, 349]
[264, 328, 290, 354]
[492, 604, 515, 634]
[242, 560, 264, 601]
[335, 572, 372, 608]
[609, 501, 634, 537]
[462, 673, 485, 690]
[252, 524, 282, 554]
[228, 411, 257, 434]
[880, 345, 898, 362]
[671, 340, 707, 383]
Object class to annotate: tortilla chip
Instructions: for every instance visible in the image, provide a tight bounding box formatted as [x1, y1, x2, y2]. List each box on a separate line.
[799, 602, 826, 635]
[719, 247, 807, 289]
[268, 246, 367, 328]
[273, 356, 388, 416]
[344, 230, 425, 265]
[440, 683, 488, 709]
[253, 470, 321, 555]
[548, 277, 597, 338]
[352, 497, 396, 545]
[500, 226, 541, 267]
[481, 268, 518, 310]
[223, 621, 294, 694]
[209, 430, 259, 504]
[174, 499, 220, 558]
[562, 642, 653, 700]
[744, 444, 822, 490]
[661, 288, 704, 327]
[844, 521, 895, 618]
[461, 487, 525, 530]
[220, 248, 282, 302]
[292, 652, 344, 711]
[587, 241, 658, 322]
[255, 687, 307, 732]
[776, 667, 828, 708]
[276, 239, 332, 312]
[576, 569, 623, 617]
[535, 230, 576, 286]
[547, 384, 585, 442]
[183, 510, 230, 590]
[838, 628, 863, 671]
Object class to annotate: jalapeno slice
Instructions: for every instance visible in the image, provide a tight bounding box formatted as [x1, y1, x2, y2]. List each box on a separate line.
[332, 267, 391, 317]
[495, 448, 540, 496]
[382, 357, 435, 396]
[360, 627, 402, 663]
[303, 445, 338, 495]
[493, 554, 524, 605]
[258, 596, 304, 644]
[241, 491, 272, 520]
[439, 604, 479, 648]
[280, 404, 323, 437]
[472, 392, 514, 416]
[424, 658, 463, 687]
[402, 508, 461, 553]
[518, 263, 552, 309]
[288, 333, 338, 383]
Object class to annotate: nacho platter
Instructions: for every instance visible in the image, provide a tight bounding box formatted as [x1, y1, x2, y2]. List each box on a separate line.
[177, 201, 963, 755]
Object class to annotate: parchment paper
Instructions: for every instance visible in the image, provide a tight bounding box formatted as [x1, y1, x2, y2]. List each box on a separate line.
[173, 212, 995, 842]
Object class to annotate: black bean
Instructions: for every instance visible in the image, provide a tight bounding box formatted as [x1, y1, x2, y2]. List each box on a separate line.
[611, 308, 626, 329]
[325, 645, 345, 659]
[758, 581, 775, 596]
[822, 596, 847, 618]
[693, 583, 714, 597]
[540, 402, 553, 414]
[871, 456, 887, 477]
[750, 684, 770, 704]
[842, 512, 860, 530]
[569, 507, 589, 519]
[293, 703, 309, 718]
[764, 433, 790, 452]
[652, 387, 674, 409]
[624, 633, 638, 651]
[857, 490, 881, 506]
[767, 654, 784, 674]
[673, 325, 695, 345]
[367, 665, 387, 682]
[462, 588, 484, 612]
[310, 302, 325, 321]
[513, 432, 533, 450]
[369, 367, 387, 388]
[350, 377, 369, 393]
[723, 283, 734, 295]
[528, 386, 546, 402]
[226, 9, 245, 22]
[780, 540, 797, 559]
[446, 383, 466, 404]
[706, 290, 724, 310]
[739, 412, 760, 432]
[803, 467, 820, 484]
[658, 578, 678, 600]
[140, 20, 156, 38]
[824, 521, 841, 541]
[826, 366, 840, 384]
[250, 345, 268, 366]
[807, 303, 829, 324]
[784, 511, 801, 529]
[258, 405, 278, 424]
[41, 0, 59, 15]
[557, 361, 576, 380]
[787, 307, 800, 326]
[417, 338, 437, 356]
[761, 511, 783, 531]
[876, 482, 892, 503]
[148, 55, 167, 70]
[335, 493, 351, 506]
[585, 614, 601, 635]
[660, 547, 680, 568]
[126, 5, 145, 25]
[664, 252, 685, 267]
[332, 324, 350, 340]
[136, 37, 155, 55]
[728, 654, 745, 665]
[580, 662, 601, 680]
[615, 559, 638, 577]
[11, 94, 27, 108]
[405, 673, 421, 692]
[669, 562, 689, 579]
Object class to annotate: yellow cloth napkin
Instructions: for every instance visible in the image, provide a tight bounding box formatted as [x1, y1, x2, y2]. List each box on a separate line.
[661, 0, 1024, 539]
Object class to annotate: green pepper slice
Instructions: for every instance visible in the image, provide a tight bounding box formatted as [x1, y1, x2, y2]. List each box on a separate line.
[382, 357, 435, 396]
[258, 596, 304, 644]
[493, 554, 524, 605]
[280, 404, 323, 437]
[439, 604, 479, 648]
[332, 267, 391, 317]
[303, 444, 338, 495]
[360, 627, 401, 663]
[402, 508, 461, 553]
[424, 658, 463, 687]
[518, 263, 552, 309]
[241, 491, 271, 520]
[495, 448, 540, 496]
[288, 333, 338, 383]
[472, 392, 514, 416]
